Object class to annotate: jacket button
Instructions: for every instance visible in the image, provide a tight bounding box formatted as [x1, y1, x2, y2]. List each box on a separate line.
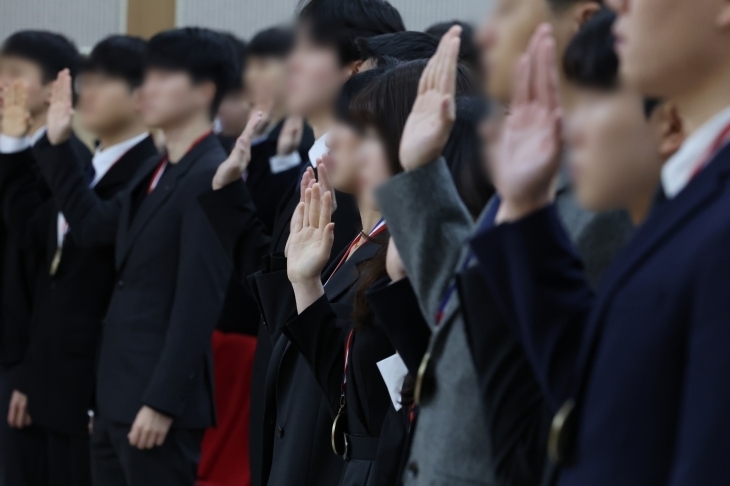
[407, 461, 419, 478]
[117, 280, 124, 289]
[276, 426, 284, 439]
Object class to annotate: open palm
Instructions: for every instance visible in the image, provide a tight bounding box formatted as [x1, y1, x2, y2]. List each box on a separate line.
[213, 110, 265, 190]
[47, 69, 75, 145]
[287, 183, 335, 285]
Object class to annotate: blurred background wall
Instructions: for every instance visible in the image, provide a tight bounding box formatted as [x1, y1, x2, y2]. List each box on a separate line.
[0, 0, 495, 49]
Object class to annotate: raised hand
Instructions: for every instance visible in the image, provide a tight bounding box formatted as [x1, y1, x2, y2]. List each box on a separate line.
[492, 24, 563, 223]
[316, 154, 338, 214]
[1, 81, 30, 138]
[251, 89, 274, 138]
[277, 116, 304, 156]
[212, 111, 265, 190]
[285, 166, 316, 258]
[399, 26, 462, 171]
[286, 183, 335, 287]
[386, 237, 407, 282]
[47, 69, 75, 145]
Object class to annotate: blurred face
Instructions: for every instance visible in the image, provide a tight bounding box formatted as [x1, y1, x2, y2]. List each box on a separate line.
[76, 72, 141, 137]
[610, 0, 730, 99]
[478, 0, 548, 103]
[565, 88, 663, 215]
[0, 56, 51, 116]
[287, 28, 352, 118]
[325, 122, 362, 194]
[217, 89, 251, 137]
[246, 55, 287, 110]
[140, 68, 215, 128]
[356, 127, 392, 210]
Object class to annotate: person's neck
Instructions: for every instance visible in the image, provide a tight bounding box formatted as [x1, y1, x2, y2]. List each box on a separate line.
[28, 110, 48, 136]
[360, 207, 382, 236]
[268, 104, 287, 129]
[161, 113, 212, 164]
[627, 189, 654, 226]
[307, 110, 335, 140]
[674, 61, 730, 135]
[97, 119, 148, 151]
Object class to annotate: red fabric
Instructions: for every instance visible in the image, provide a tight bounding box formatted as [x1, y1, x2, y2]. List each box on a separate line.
[197, 331, 257, 486]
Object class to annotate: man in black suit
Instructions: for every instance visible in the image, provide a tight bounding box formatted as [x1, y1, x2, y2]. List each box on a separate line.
[34, 28, 236, 485]
[0, 35, 156, 486]
[199, 2, 404, 485]
[0, 31, 85, 486]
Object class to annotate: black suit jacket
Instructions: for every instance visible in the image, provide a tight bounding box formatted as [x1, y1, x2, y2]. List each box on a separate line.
[199, 163, 360, 486]
[0, 135, 90, 369]
[0, 137, 156, 436]
[35, 133, 231, 428]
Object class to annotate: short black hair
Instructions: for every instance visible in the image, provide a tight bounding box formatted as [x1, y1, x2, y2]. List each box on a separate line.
[248, 26, 294, 59]
[221, 32, 248, 92]
[563, 8, 660, 117]
[80, 35, 146, 89]
[1, 30, 79, 83]
[146, 27, 240, 116]
[356, 31, 439, 65]
[425, 21, 479, 71]
[547, 0, 603, 12]
[297, 0, 405, 65]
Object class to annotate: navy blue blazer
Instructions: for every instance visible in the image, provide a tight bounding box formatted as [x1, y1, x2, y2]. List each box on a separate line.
[470, 142, 730, 486]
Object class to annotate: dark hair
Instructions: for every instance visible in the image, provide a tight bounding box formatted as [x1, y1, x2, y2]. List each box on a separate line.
[335, 66, 390, 123]
[563, 9, 661, 117]
[425, 21, 479, 71]
[1, 30, 79, 83]
[547, 0, 602, 12]
[356, 31, 439, 65]
[221, 33, 247, 93]
[349, 59, 477, 328]
[146, 27, 240, 116]
[297, 0, 405, 65]
[444, 97, 494, 219]
[248, 26, 294, 58]
[80, 35, 146, 89]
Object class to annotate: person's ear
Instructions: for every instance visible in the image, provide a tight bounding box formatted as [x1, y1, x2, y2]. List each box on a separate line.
[568, 1, 602, 36]
[130, 87, 144, 113]
[200, 80, 217, 110]
[717, 2, 730, 29]
[344, 60, 364, 79]
[652, 102, 685, 159]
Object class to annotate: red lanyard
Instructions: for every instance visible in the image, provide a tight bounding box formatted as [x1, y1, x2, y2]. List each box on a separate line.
[690, 120, 730, 180]
[148, 131, 212, 194]
[324, 219, 387, 286]
[341, 329, 355, 396]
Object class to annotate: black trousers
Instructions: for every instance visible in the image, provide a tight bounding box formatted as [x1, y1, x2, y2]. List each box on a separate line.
[2, 422, 91, 486]
[90, 415, 203, 486]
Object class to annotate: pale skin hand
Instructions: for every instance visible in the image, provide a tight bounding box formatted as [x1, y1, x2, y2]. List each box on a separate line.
[7, 390, 31, 429]
[386, 237, 408, 282]
[212, 111, 265, 190]
[286, 183, 335, 313]
[47, 69, 75, 145]
[493, 24, 563, 224]
[1, 81, 31, 138]
[399, 26, 462, 171]
[128, 405, 173, 450]
[285, 166, 316, 258]
[316, 154, 338, 214]
[277, 116, 304, 156]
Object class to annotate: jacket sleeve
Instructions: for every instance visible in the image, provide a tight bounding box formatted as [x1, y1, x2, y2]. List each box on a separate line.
[667, 223, 730, 485]
[375, 158, 475, 327]
[366, 277, 431, 376]
[33, 135, 121, 247]
[469, 205, 595, 411]
[247, 253, 297, 344]
[198, 178, 271, 286]
[141, 183, 231, 417]
[282, 294, 345, 416]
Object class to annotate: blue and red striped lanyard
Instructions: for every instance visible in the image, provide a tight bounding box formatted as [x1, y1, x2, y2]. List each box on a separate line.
[325, 218, 387, 287]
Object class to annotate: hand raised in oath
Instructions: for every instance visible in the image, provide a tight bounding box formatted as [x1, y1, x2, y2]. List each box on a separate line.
[493, 24, 563, 224]
[212, 110, 265, 190]
[398, 25, 461, 171]
[47, 69, 75, 145]
[1, 81, 31, 138]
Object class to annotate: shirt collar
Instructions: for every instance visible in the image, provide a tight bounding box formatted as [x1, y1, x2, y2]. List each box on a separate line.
[90, 132, 149, 187]
[308, 132, 329, 168]
[29, 126, 47, 147]
[661, 104, 730, 199]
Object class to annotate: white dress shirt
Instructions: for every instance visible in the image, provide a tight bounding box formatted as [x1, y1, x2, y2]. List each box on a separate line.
[307, 132, 329, 167]
[268, 131, 330, 175]
[0, 126, 48, 154]
[661, 104, 730, 199]
[56, 133, 149, 246]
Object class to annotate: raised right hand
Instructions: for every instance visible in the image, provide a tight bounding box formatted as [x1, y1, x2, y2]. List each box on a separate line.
[0, 81, 30, 138]
[47, 69, 75, 145]
[212, 111, 265, 190]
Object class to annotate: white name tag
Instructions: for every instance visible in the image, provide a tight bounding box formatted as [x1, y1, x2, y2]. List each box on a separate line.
[269, 152, 302, 174]
[377, 353, 409, 411]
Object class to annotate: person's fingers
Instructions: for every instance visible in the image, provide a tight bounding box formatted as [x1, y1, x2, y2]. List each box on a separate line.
[320, 191, 332, 229]
[317, 159, 332, 193]
[300, 170, 311, 203]
[144, 429, 157, 450]
[535, 36, 552, 108]
[7, 401, 17, 428]
[545, 35, 561, 112]
[512, 54, 530, 107]
[292, 202, 305, 234]
[154, 430, 166, 447]
[23, 411, 32, 427]
[241, 111, 264, 144]
[128, 425, 139, 447]
[309, 183, 321, 228]
[303, 188, 312, 228]
[528, 24, 550, 103]
[439, 36, 461, 96]
[320, 222, 335, 255]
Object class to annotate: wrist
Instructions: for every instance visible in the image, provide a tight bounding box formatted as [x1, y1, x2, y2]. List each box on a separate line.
[496, 196, 552, 224]
[291, 280, 325, 314]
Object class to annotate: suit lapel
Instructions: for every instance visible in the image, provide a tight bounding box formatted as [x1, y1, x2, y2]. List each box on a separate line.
[323, 237, 384, 302]
[573, 143, 730, 397]
[94, 136, 157, 194]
